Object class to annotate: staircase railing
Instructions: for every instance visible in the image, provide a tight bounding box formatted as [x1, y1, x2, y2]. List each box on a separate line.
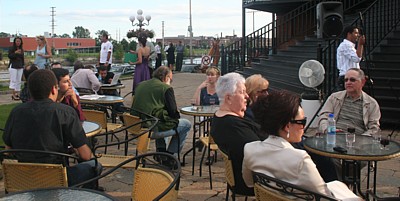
[221, 0, 371, 74]
[319, 0, 400, 97]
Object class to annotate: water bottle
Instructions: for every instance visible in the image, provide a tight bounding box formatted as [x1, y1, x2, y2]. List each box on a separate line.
[326, 113, 336, 145]
[98, 74, 102, 82]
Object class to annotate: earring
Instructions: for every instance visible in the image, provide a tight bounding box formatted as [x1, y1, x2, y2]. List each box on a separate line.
[287, 130, 290, 138]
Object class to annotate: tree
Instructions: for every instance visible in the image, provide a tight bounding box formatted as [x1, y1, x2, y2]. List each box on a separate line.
[95, 30, 110, 46]
[61, 33, 71, 38]
[128, 40, 137, 51]
[113, 43, 124, 61]
[0, 32, 9, 37]
[120, 39, 129, 52]
[65, 48, 78, 63]
[72, 26, 91, 38]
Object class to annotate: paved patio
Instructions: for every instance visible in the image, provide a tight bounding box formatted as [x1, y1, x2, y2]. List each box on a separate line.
[0, 72, 399, 200]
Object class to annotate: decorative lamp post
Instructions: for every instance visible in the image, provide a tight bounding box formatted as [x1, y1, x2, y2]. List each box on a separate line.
[129, 9, 151, 29]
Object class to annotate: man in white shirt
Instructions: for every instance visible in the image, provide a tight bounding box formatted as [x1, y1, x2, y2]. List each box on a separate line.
[155, 42, 162, 69]
[336, 26, 365, 90]
[98, 33, 113, 71]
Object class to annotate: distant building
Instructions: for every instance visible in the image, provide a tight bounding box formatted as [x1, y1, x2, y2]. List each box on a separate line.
[0, 37, 96, 55]
[156, 35, 241, 50]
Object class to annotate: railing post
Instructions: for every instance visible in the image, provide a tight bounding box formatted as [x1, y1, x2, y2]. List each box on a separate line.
[221, 44, 227, 75]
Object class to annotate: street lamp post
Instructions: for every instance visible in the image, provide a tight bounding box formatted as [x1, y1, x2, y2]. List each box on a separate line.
[129, 9, 151, 29]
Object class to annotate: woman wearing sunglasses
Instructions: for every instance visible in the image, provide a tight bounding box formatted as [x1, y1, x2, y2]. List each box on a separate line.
[242, 90, 360, 200]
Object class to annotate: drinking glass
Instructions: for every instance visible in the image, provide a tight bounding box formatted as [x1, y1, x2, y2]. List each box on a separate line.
[315, 126, 324, 138]
[346, 132, 356, 147]
[380, 137, 390, 150]
[371, 129, 381, 144]
[190, 98, 197, 110]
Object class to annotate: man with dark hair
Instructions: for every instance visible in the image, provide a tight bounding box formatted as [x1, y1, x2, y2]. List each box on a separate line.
[336, 26, 365, 90]
[71, 60, 101, 92]
[3, 69, 102, 189]
[98, 33, 113, 71]
[51, 62, 62, 69]
[131, 66, 191, 161]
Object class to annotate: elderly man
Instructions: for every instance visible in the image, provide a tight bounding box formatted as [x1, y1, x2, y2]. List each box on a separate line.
[336, 26, 365, 90]
[3, 69, 102, 189]
[319, 68, 380, 135]
[319, 68, 380, 180]
[131, 66, 191, 163]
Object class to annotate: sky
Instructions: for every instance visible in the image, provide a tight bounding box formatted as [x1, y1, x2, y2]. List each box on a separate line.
[0, 0, 272, 41]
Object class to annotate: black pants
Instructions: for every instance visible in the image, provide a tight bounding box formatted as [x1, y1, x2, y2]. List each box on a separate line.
[176, 53, 183, 72]
[336, 75, 345, 91]
[156, 54, 162, 69]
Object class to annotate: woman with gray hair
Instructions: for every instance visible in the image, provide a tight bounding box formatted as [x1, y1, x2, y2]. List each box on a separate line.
[211, 72, 260, 196]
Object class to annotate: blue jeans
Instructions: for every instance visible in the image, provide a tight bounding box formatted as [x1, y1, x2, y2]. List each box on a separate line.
[152, 118, 191, 154]
[67, 159, 103, 189]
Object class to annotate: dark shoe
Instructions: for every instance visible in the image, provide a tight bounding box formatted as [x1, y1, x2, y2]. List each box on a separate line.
[205, 155, 215, 166]
[163, 157, 179, 170]
[195, 140, 204, 152]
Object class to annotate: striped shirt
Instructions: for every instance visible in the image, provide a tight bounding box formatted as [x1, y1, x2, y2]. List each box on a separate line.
[336, 95, 365, 135]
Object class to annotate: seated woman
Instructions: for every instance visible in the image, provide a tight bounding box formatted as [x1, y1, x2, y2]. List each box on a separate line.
[52, 68, 85, 121]
[242, 90, 360, 200]
[192, 67, 220, 106]
[244, 74, 269, 120]
[211, 72, 260, 196]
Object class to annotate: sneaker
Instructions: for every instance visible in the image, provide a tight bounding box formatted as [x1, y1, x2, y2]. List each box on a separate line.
[205, 155, 215, 166]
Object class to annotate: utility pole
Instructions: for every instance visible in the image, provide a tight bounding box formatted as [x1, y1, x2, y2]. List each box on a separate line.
[162, 21, 165, 52]
[189, 0, 193, 64]
[50, 7, 56, 49]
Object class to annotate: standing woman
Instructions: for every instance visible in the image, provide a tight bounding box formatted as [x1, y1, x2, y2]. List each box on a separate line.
[167, 43, 175, 71]
[34, 35, 52, 69]
[8, 37, 25, 100]
[130, 36, 151, 93]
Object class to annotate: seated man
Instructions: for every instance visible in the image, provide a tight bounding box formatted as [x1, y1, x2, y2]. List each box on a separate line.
[131, 66, 191, 162]
[3, 69, 102, 189]
[52, 68, 85, 121]
[318, 67, 381, 179]
[96, 66, 119, 96]
[71, 61, 101, 93]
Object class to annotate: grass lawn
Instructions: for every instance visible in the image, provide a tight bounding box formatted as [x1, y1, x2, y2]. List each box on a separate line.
[0, 103, 19, 146]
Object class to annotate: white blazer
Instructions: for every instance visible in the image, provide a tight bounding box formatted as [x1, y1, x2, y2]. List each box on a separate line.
[242, 136, 360, 201]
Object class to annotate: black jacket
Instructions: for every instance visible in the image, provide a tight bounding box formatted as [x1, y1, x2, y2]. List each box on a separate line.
[8, 46, 24, 69]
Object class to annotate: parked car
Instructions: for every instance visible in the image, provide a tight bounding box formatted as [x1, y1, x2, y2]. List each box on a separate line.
[110, 64, 135, 75]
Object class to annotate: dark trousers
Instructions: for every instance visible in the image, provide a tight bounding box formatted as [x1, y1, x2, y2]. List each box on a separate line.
[176, 53, 184, 72]
[156, 54, 162, 69]
[336, 75, 345, 91]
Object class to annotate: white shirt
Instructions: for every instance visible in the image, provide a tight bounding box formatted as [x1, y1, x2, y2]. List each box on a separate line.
[155, 44, 161, 54]
[100, 41, 113, 64]
[336, 39, 361, 76]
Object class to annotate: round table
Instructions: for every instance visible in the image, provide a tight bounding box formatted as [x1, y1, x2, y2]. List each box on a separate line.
[79, 95, 124, 104]
[304, 133, 400, 197]
[180, 106, 219, 175]
[83, 121, 101, 137]
[0, 187, 116, 201]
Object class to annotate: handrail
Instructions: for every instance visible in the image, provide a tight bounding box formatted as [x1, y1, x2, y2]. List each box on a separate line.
[221, 0, 372, 74]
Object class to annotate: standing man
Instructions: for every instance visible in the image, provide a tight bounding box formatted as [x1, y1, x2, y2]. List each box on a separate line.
[98, 33, 113, 71]
[155, 41, 162, 69]
[175, 41, 184, 72]
[336, 26, 365, 91]
[131, 66, 191, 161]
[3, 69, 102, 189]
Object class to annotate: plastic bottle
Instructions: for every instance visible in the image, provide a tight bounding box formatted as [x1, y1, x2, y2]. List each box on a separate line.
[98, 74, 102, 82]
[326, 113, 336, 145]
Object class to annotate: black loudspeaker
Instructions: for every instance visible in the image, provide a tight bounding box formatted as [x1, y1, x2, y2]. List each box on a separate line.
[317, 2, 343, 39]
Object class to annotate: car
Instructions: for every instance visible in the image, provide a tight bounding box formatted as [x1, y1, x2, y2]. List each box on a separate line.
[110, 64, 135, 75]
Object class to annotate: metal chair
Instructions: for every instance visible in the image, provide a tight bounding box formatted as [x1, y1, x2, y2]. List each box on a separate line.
[73, 152, 181, 201]
[252, 171, 338, 201]
[122, 113, 151, 156]
[220, 151, 248, 201]
[75, 87, 95, 95]
[366, 189, 400, 201]
[82, 103, 123, 154]
[91, 113, 158, 169]
[198, 117, 219, 189]
[0, 149, 82, 193]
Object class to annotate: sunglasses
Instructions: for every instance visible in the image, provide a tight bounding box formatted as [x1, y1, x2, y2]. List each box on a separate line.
[257, 88, 269, 95]
[344, 77, 360, 82]
[290, 117, 307, 127]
